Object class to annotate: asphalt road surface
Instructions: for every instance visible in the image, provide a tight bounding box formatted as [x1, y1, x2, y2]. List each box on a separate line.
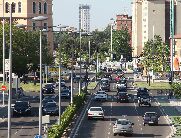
[0, 69, 95, 138]
[73, 73, 172, 138]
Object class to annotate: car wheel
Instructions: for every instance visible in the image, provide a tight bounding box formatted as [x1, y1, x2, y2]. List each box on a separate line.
[88, 116, 91, 120]
[113, 133, 117, 136]
[155, 122, 158, 125]
[139, 103, 141, 107]
[149, 104, 151, 107]
[143, 123, 145, 126]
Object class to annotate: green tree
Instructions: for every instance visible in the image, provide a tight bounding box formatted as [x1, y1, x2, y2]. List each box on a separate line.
[112, 29, 132, 61]
[142, 35, 170, 72]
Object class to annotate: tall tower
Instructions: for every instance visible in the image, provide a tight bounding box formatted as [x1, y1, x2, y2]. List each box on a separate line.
[79, 4, 90, 33]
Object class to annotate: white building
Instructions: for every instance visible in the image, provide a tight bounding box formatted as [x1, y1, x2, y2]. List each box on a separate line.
[79, 4, 90, 33]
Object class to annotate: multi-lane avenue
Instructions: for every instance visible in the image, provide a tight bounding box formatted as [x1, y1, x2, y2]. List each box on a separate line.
[72, 73, 172, 138]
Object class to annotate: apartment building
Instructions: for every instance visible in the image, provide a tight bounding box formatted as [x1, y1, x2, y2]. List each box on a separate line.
[116, 14, 132, 46]
[132, 0, 181, 58]
[79, 4, 90, 33]
[0, 0, 53, 54]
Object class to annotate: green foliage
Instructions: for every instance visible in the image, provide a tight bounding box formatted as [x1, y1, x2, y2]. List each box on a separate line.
[142, 35, 170, 72]
[0, 22, 53, 76]
[48, 93, 86, 138]
[112, 29, 132, 61]
[171, 83, 181, 98]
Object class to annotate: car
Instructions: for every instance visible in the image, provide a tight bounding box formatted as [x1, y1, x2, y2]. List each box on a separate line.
[138, 93, 151, 107]
[100, 78, 110, 86]
[116, 79, 127, 89]
[103, 74, 112, 81]
[143, 112, 159, 126]
[94, 91, 108, 101]
[87, 107, 104, 120]
[42, 98, 56, 109]
[42, 102, 59, 116]
[56, 79, 66, 87]
[13, 101, 31, 116]
[116, 92, 129, 103]
[137, 87, 149, 98]
[42, 84, 55, 94]
[73, 75, 81, 83]
[61, 89, 71, 99]
[113, 119, 134, 136]
[100, 82, 110, 91]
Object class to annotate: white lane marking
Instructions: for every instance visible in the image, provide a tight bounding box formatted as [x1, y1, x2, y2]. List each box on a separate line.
[138, 119, 139, 122]
[108, 132, 110, 135]
[72, 98, 92, 138]
[111, 103, 112, 108]
[139, 124, 142, 126]
[141, 127, 143, 131]
[109, 123, 112, 126]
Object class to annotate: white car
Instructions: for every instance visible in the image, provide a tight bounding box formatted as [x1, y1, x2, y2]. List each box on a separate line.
[113, 119, 134, 136]
[87, 107, 104, 120]
[94, 91, 108, 101]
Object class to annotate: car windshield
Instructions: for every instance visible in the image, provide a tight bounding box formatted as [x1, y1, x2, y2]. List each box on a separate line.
[45, 103, 56, 108]
[62, 90, 69, 93]
[117, 120, 130, 125]
[90, 108, 102, 111]
[118, 92, 127, 96]
[45, 84, 53, 88]
[15, 101, 28, 107]
[145, 113, 157, 117]
[97, 92, 105, 94]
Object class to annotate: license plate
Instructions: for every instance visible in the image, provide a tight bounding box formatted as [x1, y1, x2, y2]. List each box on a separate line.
[149, 121, 153, 123]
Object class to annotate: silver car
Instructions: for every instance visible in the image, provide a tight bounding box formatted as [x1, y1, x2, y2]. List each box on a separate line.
[87, 107, 104, 120]
[113, 119, 134, 136]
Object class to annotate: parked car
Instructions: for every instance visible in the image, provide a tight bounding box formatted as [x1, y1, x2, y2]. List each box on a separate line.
[94, 91, 108, 101]
[143, 112, 159, 126]
[42, 102, 59, 116]
[87, 107, 104, 120]
[61, 89, 71, 99]
[116, 92, 129, 103]
[13, 101, 31, 116]
[113, 118, 134, 136]
[42, 84, 55, 94]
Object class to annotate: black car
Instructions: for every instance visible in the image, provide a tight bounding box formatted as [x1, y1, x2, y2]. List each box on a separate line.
[13, 101, 31, 116]
[117, 92, 129, 103]
[137, 87, 149, 98]
[143, 112, 159, 126]
[42, 102, 59, 116]
[42, 98, 56, 109]
[61, 89, 71, 99]
[42, 84, 55, 94]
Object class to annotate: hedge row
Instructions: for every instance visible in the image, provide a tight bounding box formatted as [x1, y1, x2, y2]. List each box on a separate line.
[48, 92, 86, 138]
[171, 82, 181, 98]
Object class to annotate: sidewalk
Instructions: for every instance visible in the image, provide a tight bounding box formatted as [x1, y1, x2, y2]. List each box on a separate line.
[156, 95, 181, 138]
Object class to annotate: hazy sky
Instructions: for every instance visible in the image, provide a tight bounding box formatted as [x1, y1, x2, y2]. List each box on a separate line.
[52, 0, 132, 31]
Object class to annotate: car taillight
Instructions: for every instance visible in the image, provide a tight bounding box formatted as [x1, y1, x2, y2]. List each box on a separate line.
[113, 125, 117, 128]
[88, 113, 93, 115]
[99, 113, 103, 115]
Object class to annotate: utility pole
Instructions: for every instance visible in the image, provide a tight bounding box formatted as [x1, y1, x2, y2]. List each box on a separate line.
[170, 0, 174, 84]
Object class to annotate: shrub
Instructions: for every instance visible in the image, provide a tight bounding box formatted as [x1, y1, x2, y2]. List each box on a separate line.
[48, 92, 86, 138]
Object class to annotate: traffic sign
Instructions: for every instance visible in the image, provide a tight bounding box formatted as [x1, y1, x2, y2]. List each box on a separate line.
[1, 85, 7, 91]
[34, 135, 42, 138]
[5, 59, 10, 72]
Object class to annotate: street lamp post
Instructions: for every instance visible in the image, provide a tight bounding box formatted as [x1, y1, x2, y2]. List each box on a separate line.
[57, 25, 69, 123]
[2, 0, 5, 107]
[79, 30, 82, 95]
[32, 16, 48, 137]
[8, 3, 13, 138]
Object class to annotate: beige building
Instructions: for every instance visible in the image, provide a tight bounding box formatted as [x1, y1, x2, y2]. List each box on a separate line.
[132, 0, 181, 58]
[0, 0, 53, 54]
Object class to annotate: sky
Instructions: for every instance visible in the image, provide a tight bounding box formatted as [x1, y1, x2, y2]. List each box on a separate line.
[52, 0, 132, 31]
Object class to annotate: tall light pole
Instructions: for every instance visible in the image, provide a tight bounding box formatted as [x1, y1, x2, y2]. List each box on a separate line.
[57, 25, 68, 124]
[170, 0, 174, 83]
[79, 30, 82, 95]
[32, 16, 48, 137]
[110, 18, 114, 61]
[2, 0, 5, 107]
[8, 3, 13, 138]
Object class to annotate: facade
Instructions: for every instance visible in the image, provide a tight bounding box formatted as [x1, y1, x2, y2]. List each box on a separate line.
[79, 4, 90, 33]
[173, 34, 181, 71]
[116, 14, 132, 46]
[132, 0, 181, 58]
[0, 0, 53, 54]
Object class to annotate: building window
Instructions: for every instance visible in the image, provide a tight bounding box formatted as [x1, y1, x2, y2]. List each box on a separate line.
[39, 2, 42, 14]
[18, 2, 21, 13]
[44, 2, 47, 14]
[43, 23, 48, 30]
[33, 2, 36, 14]
[32, 22, 36, 30]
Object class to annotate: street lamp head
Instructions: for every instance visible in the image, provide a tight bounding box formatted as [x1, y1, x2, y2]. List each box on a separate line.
[32, 16, 48, 21]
